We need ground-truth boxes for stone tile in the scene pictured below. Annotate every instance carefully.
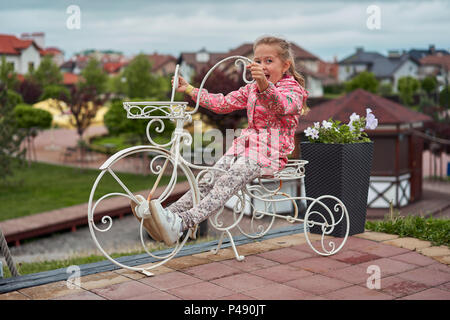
[378,275,429,298]
[244,283,317,300]
[53,290,106,300]
[289,256,350,274]
[79,271,131,290]
[164,255,211,270]
[139,271,202,290]
[218,293,255,300]
[390,252,437,267]
[425,262,450,274]
[236,241,281,256]
[127,291,181,300]
[257,247,314,264]
[418,246,450,258]
[328,249,381,265]
[323,285,394,300]
[400,288,450,300]
[0,291,30,300]
[338,237,379,250]
[437,282,450,292]
[262,234,308,248]
[18,281,83,300]
[113,263,174,280]
[323,265,372,285]
[353,242,410,258]
[183,261,242,281]
[212,273,275,292]
[168,281,234,300]
[433,255,450,265]
[193,248,237,262]
[220,255,279,272]
[252,264,313,283]
[354,231,399,242]
[396,265,450,287]
[290,240,323,253]
[383,237,432,251]
[91,280,156,299]
[284,274,352,295]
[357,257,418,277]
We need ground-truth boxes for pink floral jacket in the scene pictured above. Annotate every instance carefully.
[191,75,308,175]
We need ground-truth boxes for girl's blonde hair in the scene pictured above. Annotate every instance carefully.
[253,35,309,115]
[253,35,305,88]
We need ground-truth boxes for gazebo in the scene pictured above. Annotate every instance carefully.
[295,88,433,208]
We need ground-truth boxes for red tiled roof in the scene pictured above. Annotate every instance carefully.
[63,72,79,85]
[147,53,176,72]
[41,47,63,56]
[420,54,450,71]
[297,88,433,132]
[103,61,126,74]
[0,34,38,55]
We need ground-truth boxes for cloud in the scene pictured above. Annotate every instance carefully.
[0,0,448,61]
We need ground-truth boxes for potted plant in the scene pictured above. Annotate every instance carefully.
[300,108,378,237]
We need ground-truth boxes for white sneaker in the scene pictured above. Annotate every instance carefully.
[150,199,183,245]
[130,195,163,242]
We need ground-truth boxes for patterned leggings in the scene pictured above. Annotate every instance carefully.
[167,155,263,231]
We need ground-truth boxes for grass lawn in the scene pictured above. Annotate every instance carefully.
[0,161,184,221]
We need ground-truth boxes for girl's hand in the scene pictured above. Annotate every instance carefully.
[247,63,269,92]
[171,76,190,93]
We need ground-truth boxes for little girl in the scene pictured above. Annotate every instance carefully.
[142,36,308,245]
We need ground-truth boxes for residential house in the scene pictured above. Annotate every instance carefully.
[338,47,419,93]
[408,45,449,64]
[419,54,450,87]
[147,52,177,76]
[180,42,332,97]
[20,32,64,67]
[0,33,42,75]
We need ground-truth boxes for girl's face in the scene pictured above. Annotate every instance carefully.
[254,44,291,84]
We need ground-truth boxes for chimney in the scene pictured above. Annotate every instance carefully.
[21,32,45,49]
[388,50,401,58]
[356,47,364,54]
[429,45,436,55]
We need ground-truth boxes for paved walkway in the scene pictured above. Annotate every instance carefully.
[1,127,449,300]
[1,231,449,300]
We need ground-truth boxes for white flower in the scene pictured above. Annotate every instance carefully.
[314,122,320,129]
[304,127,319,139]
[322,120,332,129]
[366,108,378,130]
[349,112,360,122]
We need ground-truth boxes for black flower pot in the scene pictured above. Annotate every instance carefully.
[299,142,374,237]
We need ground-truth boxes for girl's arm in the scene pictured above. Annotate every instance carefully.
[189,85,249,114]
[256,82,307,115]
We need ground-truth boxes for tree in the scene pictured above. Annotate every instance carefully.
[14,104,52,165]
[104,99,175,144]
[78,58,108,94]
[345,71,379,93]
[421,76,438,96]
[122,54,170,100]
[439,85,450,111]
[16,78,43,104]
[0,84,26,182]
[0,56,18,90]
[30,55,63,88]
[398,76,420,106]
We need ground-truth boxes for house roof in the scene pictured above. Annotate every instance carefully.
[339,48,417,79]
[420,54,450,71]
[63,72,79,86]
[0,34,41,55]
[296,88,432,132]
[147,53,177,72]
[103,61,126,74]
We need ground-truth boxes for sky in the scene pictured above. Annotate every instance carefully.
[1,0,449,62]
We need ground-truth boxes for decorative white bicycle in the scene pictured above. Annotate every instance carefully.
[87,56,350,276]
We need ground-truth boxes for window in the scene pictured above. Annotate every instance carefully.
[28,62,34,72]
